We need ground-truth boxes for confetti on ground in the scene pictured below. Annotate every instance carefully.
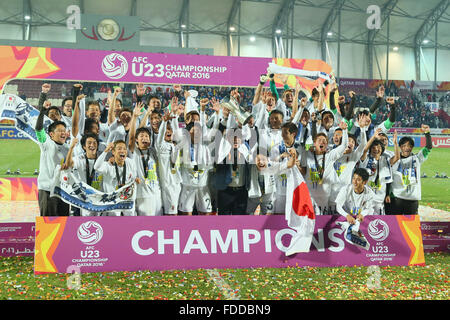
[0,253,448,300]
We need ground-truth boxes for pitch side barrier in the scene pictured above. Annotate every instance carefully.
[30,215,428,274]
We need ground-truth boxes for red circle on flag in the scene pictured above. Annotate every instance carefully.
[292,183,315,219]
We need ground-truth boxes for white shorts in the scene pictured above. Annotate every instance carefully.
[246,193,275,215]
[162,184,181,215]
[179,185,212,213]
[135,194,163,216]
[273,194,286,214]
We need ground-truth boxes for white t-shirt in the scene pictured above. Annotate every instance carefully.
[359,154,392,204]
[392,150,428,201]
[93,152,137,193]
[335,184,375,217]
[155,120,182,188]
[333,129,367,185]
[38,137,69,191]
[275,99,292,121]
[61,115,72,132]
[300,130,348,212]
[72,154,104,192]
[130,148,161,198]
[107,120,130,145]
[259,128,283,159]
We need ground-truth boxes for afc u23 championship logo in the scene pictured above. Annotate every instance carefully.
[367,219,390,242]
[77,221,103,245]
[101,53,128,79]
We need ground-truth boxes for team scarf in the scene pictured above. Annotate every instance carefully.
[267,62,333,83]
[0,93,52,143]
[51,165,136,213]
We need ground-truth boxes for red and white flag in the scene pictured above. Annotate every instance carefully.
[285,166,316,256]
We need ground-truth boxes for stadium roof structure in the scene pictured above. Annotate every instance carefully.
[0,0,449,79]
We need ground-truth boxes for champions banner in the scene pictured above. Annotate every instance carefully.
[34,215,424,274]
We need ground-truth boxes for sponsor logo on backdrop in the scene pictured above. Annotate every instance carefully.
[77,221,103,245]
[101,53,128,79]
[368,219,390,241]
[0,127,29,139]
[366,219,395,262]
[73,221,108,268]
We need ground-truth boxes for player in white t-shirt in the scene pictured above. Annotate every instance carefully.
[94,140,139,216]
[335,168,374,250]
[300,121,349,215]
[107,87,133,145]
[271,121,303,214]
[128,103,163,216]
[359,129,400,215]
[155,114,183,215]
[139,101,163,148]
[336,168,375,222]
[64,133,105,216]
[391,125,433,215]
[291,97,313,150]
[35,114,70,216]
[71,95,106,157]
[176,121,214,215]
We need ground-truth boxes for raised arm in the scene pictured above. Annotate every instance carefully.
[317,83,325,112]
[382,97,397,130]
[269,74,280,101]
[345,91,356,121]
[135,83,146,106]
[94,142,114,171]
[37,83,51,111]
[108,87,121,125]
[290,81,301,122]
[360,126,382,162]
[71,84,82,113]
[128,102,144,153]
[292,97,307,124]
[390,130,400,165]
[63,137,79,169]
[139,103,154,129]
[327,121,349,163]
[369,85,385,114]
[253,74,269,106]
[71,94,86,138]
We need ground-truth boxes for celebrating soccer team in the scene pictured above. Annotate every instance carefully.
[34,74,433,222]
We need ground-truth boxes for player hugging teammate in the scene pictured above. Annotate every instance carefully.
[33,79,432,218]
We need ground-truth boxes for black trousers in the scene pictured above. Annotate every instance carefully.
[38,190,70,217]
[217,186,248,215]
[391,197,419,215]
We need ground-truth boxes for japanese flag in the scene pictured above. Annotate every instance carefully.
[285,166,316,256]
